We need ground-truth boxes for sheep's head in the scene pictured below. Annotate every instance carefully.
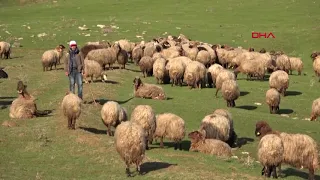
[255,121,273,138]
[162,41,171,49]
[17,81,26,94]
[248,47,255,52]
[310,51,320,61]
[259,48,266,53]
[133,77,143,91]
[188,130,205,143]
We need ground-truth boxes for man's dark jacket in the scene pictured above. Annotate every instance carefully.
[64,48,85,74]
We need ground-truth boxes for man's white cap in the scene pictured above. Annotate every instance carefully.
[69,40,77,47]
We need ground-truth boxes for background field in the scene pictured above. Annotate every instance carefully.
[0,0,320,179]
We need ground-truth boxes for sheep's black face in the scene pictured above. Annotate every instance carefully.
[17,81,25,94]
[133,78,142,91]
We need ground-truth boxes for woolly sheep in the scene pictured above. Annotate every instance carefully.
[118,39,135,55]
[310,97,320,121]
[133,77,166,100]
[311,51,320,61]
[152,52,163,61]
[275,54,291,74]
[0,41,11,59]
[165,58,185,87]
[154,113,185,150]
[188,131,232,157]
[183,61,207,89]
[114,121,146,177]
[41,45,64,71]
[153,58,170,84]
[160,47,181,59]
[83,59,108,83]
[255,121,319,180]
[269,70,289,96]
[101,101,128,136]
[288,57,303,75]
[207,64,224,88]
[143,42,161,57]
[266,88,281,114]
[132,45,144,65]
[258,134,284,178]
[117,49,129,69]
[312,56,320,82]
[130,105,156,150]
[198,44,217,64]
[221,79,240,107]
[181,42,199,60]
[234,58,275,81]
[61,92,82,130]
[199,113,230,143]
[139,56,155,78]
[215,69,236,97]
[80,44,107,60]
[196,50,211,68]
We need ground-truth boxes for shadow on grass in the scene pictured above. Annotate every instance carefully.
[278,109,294,114]
[79,127,106,135]
[281,168,320,180]
[285,91,302,96]
[236,105,257,110]
[0,100,13,108]
[240,91,250,96]
[36,109,54,117]
[140,162,177,175]
[0,97,16,99]
[237,137,254,148]
[86,97,134,105]
[152,140,190,151]
[105,80,120,84]
[126,68,141,73]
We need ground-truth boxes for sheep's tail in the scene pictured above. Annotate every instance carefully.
[35,110,52,117]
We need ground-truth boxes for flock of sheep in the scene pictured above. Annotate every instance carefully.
[1,33,320,179]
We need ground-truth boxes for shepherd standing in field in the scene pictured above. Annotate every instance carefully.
[64,40,85,100]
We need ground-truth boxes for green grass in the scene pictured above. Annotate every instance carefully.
[0,0,320,179]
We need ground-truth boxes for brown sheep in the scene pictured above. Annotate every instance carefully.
[183,61,207,89]
[41,45,64,71]
[265,88,281,114]
[130,105,156,150]
[80,43,109,60]
[153,58,170,84]
[61,92,82,130]
[165,58,185,87]
[0,41,11,59]
[117,49,128,69]
[269,70,289,96]
[310,51,320,61]
[310,98,320,121]
[188,130,232,157]
[83,59,108,83]
[221,79,240,107]
[139,56,154,77]
[154,113,185,150]
[312,56,320,82]
[132,45,144,65]
[114,121,146,177]
[288,57,303,75]
[133,77,166,100]
[275,54,291,74]
[215,69,236,97]
[255,121,319,180]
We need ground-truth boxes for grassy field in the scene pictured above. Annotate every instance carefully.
[0,0,320,179]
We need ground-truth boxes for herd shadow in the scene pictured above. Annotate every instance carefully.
[236,137,254,148]
[278,109,294,114]
[86,97,134,105]
[126,68,141,73]
[79,126,107,135]
[36,109,54,117]
[281,168,320,180]
[285,91,302,96]
[240,91,250,96]
[236,105,257,110]
[0,97,15,109]
[140,162,177,175]
[152,140,191,151]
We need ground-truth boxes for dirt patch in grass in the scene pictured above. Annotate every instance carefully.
[75,134,101,147]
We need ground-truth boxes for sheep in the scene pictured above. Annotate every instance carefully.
[207,64,224,88]
[143,42,161,57]
[61,92,82,130]
[234,58,275,81]
[56,44,66,64]
[258,134,284,178]
[212,109,237,148]
[288,57,303,75]
[101,101,128,136]
[160,47,181,59]
[130,105,156,150]
[80,43,109,59]
[269,70,289,96]
[215,69,236,97]
[266,88,281,114]
[83,59,108,83]
[0,41,11,59]
[311,51,320,61]
[139,56,154,78]
[153,113,185,150]
[188,130,232,157]
[86,42,121,70]
[152,52,163,62]
[41,45,64,71]
[117,49,128,69]
[310,98,320,121]
[133,77,166,100]
[0,68,8,78]
[165,58,185,87]
[199,113,231,143]
[196,50,211,68]
[197,44,217,64]
[221,79,240,107]
[275,54,291,74]
[114,121,146,177]
[183,61,207,89]
[312,56,320,82]
[118,39,135,57]
[181,42,199,60]
[132,44,144,65]
[153,58,170,84]
[255,121,319,180]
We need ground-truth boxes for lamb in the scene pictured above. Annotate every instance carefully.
[215,69,236,97]
[152,58,170,84]
[130,105,156,150]
[255,121,319,180]
[0,68,8,78]
[114,121,146,177]
[257,134,284,178]
[117,49,128,69]
[61,92,82,130]
[86,42,121,70]
[0,41,11,59]
[188,130,232,157]
[165,58,185,87]
[207,64,224,88]
[288,57,303,75]
[310,98,320,121]
[153,113,185,150]
[221,79,240,107]
[269,70,289,96]
[101,101,128,136]
[183,61,207,89]
[265,88,281,114]
[41,45,64,71]
[312,56,320,82]
[133,77,166,100]
[139,56,155,77]
[83,59,108,83]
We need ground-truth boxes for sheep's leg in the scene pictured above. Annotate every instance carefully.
[145,139,150,150]
[179,78,183,87]
[261,166,265,176]
[272,165,278,178]
[125,165,131,177]
[230,100,236,107]
[107,125,113,136]
[310,113,317,121]
[71,117,76,130]
[123,64,126,69]
[174,142,178,150]
[160,137,164,148]
[43,66,45,72]
[226,100,230,107]
[67,117,72,129]
[289,70,292,75]
[215,89,219,98]
[269,105,273,114]
[277,164,282,178]
[298,71,301,75]
[308,168,314,180]
[171,78,174,87]
[266,166,272,177]
[179,141,182,150]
